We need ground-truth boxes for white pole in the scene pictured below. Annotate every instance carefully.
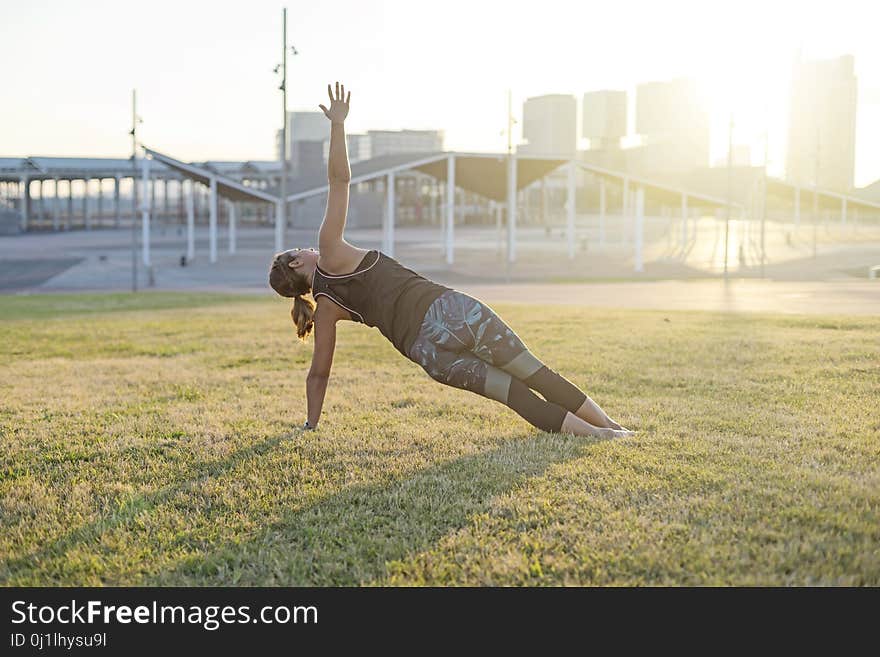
[384,171,395,257]
[634,186,645,272]
[186,180,195,262]
[621,176,629,246]
[228,200,237,255]
[114,175,121,227]
[140,157,151,266]
[841,197,847,228]
[794,186,800,228]
[599,177,606,250]
[494,201,503,255]
[274,200,284,253]
[507,154,517,263]
[209,176,218,263]
[19,176,28,231]
[681,193,688,250]
[566,160,575,259]
[83,179,91,230]
[445,155,455,265]
[53,177,60,230]
[96,178,103,225]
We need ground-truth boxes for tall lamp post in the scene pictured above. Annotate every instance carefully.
[275,8,299,253]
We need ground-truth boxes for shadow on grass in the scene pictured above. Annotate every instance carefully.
[148,431,604,586]
[0,434,288,584]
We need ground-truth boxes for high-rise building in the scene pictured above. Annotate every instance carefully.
[519,94,577,157]
[786,54,857,191]
[366,130,443,158]
[582,90,627,150]
[632,78,710,174]
[275,111,331,162]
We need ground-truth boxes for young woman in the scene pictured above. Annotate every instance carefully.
[269,83,632,439]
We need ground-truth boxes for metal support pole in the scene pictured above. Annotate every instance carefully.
[19,176,29,231]
[83,179,91,230]
[794,186,800,228]
[141,157,151,266]
[53,177,60,230]
[621,176,629,246]
[163,178,169,222]
[681,193,688,250]
[228,199,237,254]
[634,186,645,273]
[384,171,396,257]
[150,175,156,227]
[209,176,218,263]
[445,155,455,265]
[36,179,43,225]
[599,177,606,250]
[507,154,517,263]
[114,175,121,227]
[841,197,847,228]
[186,180,195,262]
[97,178,103,226]
[760,176,767,278]
[566,160,575,259]
[66,180,73,230]
[274,200,283,252]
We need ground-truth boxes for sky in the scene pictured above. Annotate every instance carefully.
[2,0,879,186]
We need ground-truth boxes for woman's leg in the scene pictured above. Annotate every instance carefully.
[409,341,620,438]
[424,291,627,430]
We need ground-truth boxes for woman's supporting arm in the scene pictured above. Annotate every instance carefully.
[305,302,338,428]
[318,82,352,253]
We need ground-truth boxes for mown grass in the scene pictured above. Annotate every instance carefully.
[0,291,877,586]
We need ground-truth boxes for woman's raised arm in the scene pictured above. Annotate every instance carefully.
[317,82,352,254]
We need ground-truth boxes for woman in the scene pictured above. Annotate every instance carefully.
[269,83,632,439]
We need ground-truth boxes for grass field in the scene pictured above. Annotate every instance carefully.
[1,291,878,586]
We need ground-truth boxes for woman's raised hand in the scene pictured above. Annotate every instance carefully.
[319,81,351,124]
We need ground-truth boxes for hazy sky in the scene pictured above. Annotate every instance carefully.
[3,0,879,185]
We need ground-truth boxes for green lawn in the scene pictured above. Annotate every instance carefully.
[1,292,877,586]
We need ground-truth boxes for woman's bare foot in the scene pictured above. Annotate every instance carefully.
[560,413,635,439]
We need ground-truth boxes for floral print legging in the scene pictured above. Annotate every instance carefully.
[407,289,545,398]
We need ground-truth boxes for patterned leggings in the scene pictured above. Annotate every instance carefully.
[407,290,587,432]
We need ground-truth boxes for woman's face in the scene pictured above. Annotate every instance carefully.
[272,248,317,272]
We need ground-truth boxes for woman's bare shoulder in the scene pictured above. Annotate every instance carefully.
[317,242,371,275]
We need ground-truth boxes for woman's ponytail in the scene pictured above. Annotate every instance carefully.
[291,293,316,340]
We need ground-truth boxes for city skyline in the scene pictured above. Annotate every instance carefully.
[3,0,879,187]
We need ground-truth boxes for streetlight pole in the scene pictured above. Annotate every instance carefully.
[130,89,139,293]
[278,7,288,253]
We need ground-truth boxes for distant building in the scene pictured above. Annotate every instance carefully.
[785,54,857,192]
[275,111,331,166]
[582,90,627,151]
[519,94,577,157]
[347,134,371,163]
[631,78,710,174]
[366,130,443,157]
